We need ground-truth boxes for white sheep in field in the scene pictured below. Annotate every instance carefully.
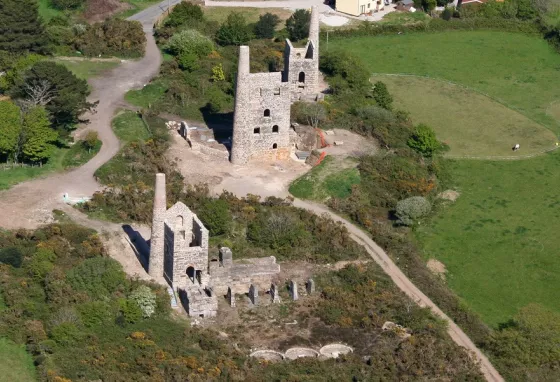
[512,144,520,151]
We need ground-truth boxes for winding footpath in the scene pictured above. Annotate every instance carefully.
[293,199,504,382]
[0,2,503,381]
[0,3,166,229]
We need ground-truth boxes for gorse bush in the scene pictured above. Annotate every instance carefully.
[76,19,145,58]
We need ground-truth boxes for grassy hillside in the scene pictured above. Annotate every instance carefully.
[328,31,560,134]
[372,74,557,157]
[416,151,560,326]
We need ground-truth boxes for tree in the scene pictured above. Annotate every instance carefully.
[215,12,253,46]
[320,50,371,94]
[395,196,432,226]
[21,106,58,163]
[291,101,327,127]
[254,13,280,39]
[286,9,311,41]
[14,61,95,129]
[165,2,204,27]
[83,131,98,153]
[0,100,22,159]
[0,0,48,53]
[407,124,441,157]
[372,81,393,110]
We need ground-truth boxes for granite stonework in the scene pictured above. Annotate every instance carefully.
[149,173,281,318]
[231,6,320,165]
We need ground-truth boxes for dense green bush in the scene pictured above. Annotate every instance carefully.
[291,101,327,127]
[166,29,214,57]
[372,81,393,110]
[407,123,443,157]
[76,19,145,58]
[129,285,157,318]
[66,257,127,299]
[165,2,204,27]
[395,196,432,226]
[0,246,23,268]
[50,0,85,10]
[248,210,311,252]
[215,12,253,46]
[198,198,232,236]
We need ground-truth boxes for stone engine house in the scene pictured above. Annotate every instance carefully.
[149,173,280,317]
[231,6,320,165]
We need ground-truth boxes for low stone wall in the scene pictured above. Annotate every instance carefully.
[249,350,285,362]
[284,347,320,360]
[250,345,351,362]
[319,344,353,358]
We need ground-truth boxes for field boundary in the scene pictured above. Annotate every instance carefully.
[371,72,560,160]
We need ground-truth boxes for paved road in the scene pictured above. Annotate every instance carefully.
[293,198,504,382]
[0,7,164,229]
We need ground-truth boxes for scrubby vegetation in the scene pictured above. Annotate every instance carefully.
[0,223,485,381]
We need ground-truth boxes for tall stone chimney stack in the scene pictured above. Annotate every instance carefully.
[149,173,167,278]
[309,6,319,51]
[231,46,251,165]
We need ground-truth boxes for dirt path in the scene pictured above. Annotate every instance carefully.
[292,198,504,382]
[0,13,162,229]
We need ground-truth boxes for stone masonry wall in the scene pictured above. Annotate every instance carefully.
[231,47,292,165]
[231,6,320,164]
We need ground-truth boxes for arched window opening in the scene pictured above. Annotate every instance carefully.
[272,143,278,149]
[298,72,305,83]
[176,215,183,227]
[272,125,279,133]
[264,109,270,117]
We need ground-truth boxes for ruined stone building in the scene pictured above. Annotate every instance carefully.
[231,6,320,165]
[149,173,280,317]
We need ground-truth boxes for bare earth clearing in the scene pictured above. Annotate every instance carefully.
[0,2,503,380]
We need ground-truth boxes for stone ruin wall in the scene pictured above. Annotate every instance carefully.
[231,55,292,165]
[231,6,320,165]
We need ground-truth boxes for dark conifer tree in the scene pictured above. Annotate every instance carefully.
[0,0,48,53]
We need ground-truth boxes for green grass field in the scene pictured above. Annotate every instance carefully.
[62,139,102,169]
[125,81,168,109]
[203,7,293,26]
[289,156,360,201]
[328,31,560,133]
[0,338,36,382]
[38,0,63,21]
[372,75,557,157]
[416,151,560,326]
[54,59,120,80]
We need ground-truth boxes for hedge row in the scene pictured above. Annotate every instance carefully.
[322,17,540,39]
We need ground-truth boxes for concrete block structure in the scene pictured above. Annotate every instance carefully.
[149,173,281,318]
[231,6,321,165]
